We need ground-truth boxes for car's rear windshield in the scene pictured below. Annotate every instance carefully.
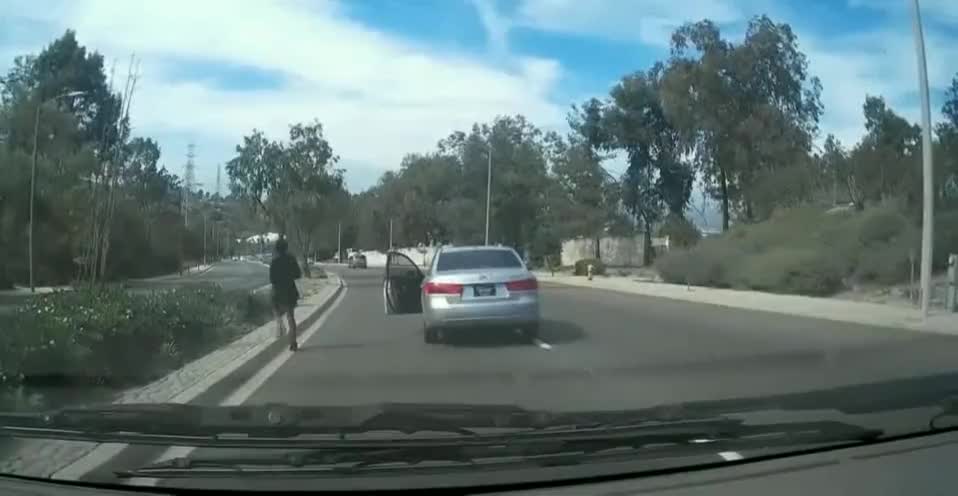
[436,249,523,271]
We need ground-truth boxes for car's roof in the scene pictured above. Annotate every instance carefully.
[438,245,516,253]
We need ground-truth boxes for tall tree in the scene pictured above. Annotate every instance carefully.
[226,129,287,232]
[606,66,687,265]
[846,96,921,209]
[936,75,958,203]
[227,121,340,275]
[564,99,622,258]
[662,16,822,229]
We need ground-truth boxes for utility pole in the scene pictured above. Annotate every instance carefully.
[337,222,342,262]
[389,219,394,251]
[911,0,935,318]
[485,143,492,246]
[28,101,41,293]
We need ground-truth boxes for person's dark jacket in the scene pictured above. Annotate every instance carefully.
[269,253,302,307]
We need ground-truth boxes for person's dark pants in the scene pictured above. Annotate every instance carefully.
[274,302,298,350]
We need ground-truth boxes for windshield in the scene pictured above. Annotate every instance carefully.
[2,0,958,492]
[436,250,523,271]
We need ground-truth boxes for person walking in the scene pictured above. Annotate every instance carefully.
[270,237,302,351]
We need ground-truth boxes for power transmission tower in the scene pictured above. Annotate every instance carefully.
[184,143,195,227]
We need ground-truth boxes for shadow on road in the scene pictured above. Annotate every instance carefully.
[442,319,585,348]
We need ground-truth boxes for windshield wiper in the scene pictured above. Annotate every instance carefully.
[117,418,880,479]
[0,402,544,447]
[0,401,884,450]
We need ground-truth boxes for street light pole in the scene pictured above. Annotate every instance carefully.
[29,90,85,293]
[911,0,935,318]
[203,214,208,266]
[485,143,492,246]
[28,103,41,293]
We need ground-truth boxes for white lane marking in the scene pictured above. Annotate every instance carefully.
[533,338,553,350]
[127,280,349,487]
[718,451,744,461]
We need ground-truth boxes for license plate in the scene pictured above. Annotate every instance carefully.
[473,284,496,297]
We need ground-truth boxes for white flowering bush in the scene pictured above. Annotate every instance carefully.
[0,284,244,388]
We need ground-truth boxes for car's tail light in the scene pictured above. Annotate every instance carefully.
[423,282,463,295]
[505,278,538,291]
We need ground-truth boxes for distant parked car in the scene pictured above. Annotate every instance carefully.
[348,253,367,269]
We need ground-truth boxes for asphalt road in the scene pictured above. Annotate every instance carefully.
[84,266,958,486]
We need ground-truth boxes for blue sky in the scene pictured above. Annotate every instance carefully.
[2,0,958,201]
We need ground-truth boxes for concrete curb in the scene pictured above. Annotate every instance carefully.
[1,276,345,480]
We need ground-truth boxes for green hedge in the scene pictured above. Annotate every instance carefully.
[657,214,702,249]
[656,240,743,287]
[731,248,844,296]
[654,205,927,296]
[0,284,258,388]
[573,258,606,276]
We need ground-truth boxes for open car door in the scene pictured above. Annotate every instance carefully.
[383,251,424,314]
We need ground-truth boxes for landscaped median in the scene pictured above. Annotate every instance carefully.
[0,273,343,478]
[533,271,958,336]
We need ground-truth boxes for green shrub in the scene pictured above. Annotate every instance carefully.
[853,226,920,284]
[657,215,702,249]
[654,205,924,296]
[733,248,844,295]
[934,209,958,269]
[0,284,247,388]
[857,207,908,246]
[573,258,606,276]
[656,239,743,287]
[730,207,827,254]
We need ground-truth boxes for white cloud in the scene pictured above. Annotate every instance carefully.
[850,0,958,25]
[0,0,566,191]
[471,0,512,57]
[505,0,958,149]
[804,21,958,148]
[515,0,749,46]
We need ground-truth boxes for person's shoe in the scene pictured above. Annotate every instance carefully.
[289,342,299,352]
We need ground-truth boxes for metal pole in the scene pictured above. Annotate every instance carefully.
[337,222,342,262]
[389,219,393,251]
[912,0,935,318]
[203,214,208,266]
[485,144,492,246]
[28,103,41,293]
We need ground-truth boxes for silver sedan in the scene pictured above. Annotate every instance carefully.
[383,246,540,344]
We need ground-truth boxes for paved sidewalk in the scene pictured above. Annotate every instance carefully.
[533,272,958,336]
[0,275,343,479]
